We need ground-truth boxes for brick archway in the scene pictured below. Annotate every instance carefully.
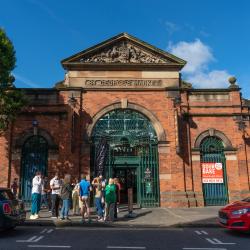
[87,102,166,142]
[15,128,58,149]
[194,128,233,149]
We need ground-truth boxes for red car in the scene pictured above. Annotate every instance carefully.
[218,197,250,231]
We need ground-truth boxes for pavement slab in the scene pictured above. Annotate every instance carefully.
[22,206,222,228]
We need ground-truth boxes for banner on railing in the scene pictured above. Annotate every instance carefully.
[202,162,223,183]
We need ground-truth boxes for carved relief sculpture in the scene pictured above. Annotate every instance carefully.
[79,41,170,64]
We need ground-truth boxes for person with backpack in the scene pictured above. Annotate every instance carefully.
[92,176,104,221]
[60,174,73,221]
[72,178,80,215]
[79,174,92,223]
[50,172,62,219]
[104,178,116,222]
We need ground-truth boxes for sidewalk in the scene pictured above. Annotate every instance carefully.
[23,205,221,228]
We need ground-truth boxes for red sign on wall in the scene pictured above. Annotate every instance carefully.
[202,162,224,183]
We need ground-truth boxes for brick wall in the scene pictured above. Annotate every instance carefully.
[1,86,250,207]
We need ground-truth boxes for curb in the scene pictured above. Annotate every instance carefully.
[22,220,219,229]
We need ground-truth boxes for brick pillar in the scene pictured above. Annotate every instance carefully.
[225,152,241,202]
[0,134,9,187]
[158,142,172,207]
[191,151,204,206]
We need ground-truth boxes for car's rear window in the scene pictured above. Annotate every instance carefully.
[0,190,14,201]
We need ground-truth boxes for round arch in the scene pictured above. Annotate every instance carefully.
[87,102,166,142]
[194,128,233,149]
[15,128,58,149]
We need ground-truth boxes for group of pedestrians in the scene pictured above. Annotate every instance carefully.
[29,171,121,223]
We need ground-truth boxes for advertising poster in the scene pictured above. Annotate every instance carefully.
[202,162,224,183]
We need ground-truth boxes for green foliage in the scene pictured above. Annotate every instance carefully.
[0,88,28,131]
[0,28,27,132]
[0,28,16,87]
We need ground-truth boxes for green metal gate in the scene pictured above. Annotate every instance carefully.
[200,137,228,206]
[91,109,159,207]
[20,135,48,202]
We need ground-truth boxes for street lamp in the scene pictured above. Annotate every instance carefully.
[68,93,77,107]
[32,119,38,135]
[234,115,247,136]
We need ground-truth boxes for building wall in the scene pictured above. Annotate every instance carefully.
[1,84,250,208]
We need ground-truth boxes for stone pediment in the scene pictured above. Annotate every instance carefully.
[61,33,186,70]
[78,40,170,64]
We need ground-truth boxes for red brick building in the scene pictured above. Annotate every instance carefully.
[1,33,250,207]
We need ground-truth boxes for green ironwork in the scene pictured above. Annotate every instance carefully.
[20,135,48,202]
[91,109,159,207]
[200,136,228,206]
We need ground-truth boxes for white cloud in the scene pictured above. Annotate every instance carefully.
[168,39,214,74]
[165,21,179,35]
[186,70,230,88]
[168,39,230,88]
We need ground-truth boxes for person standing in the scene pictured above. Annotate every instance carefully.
[72,178,80,215]
[60,174,73,221]
[30,171,42,220]
[92,177,104,221]
[79,174,92,223]
[114,177,121,219]
[41,176,50,210]
[104,178,116,222]
[11,178,18,198]
[50,172,61,218]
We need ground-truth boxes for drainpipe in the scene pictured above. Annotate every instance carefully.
[78,89,83,179]
[7,121,13,188]
[186,93,196,206]
[240,94,250,191]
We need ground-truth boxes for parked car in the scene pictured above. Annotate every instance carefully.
[218,197,250,231]
[0,188,26,230]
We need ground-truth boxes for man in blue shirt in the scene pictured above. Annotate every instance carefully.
[79,174,92,222]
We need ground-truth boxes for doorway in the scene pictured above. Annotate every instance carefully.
[200,136,229,206]
[91,109,160,207]
[113,168,137,204]
[20,135,48,201]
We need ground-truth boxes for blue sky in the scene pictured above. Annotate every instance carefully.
[1,0,250,97]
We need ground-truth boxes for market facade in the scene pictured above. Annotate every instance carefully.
[1,33,250,207]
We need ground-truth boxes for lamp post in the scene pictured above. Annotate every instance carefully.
[32,119,38,135]
[68,93,77,108]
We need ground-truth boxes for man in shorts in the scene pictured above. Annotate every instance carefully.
[79,174,92,222]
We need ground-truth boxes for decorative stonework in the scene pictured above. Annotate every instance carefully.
[79,41,170,64]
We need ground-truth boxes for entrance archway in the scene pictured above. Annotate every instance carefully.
[20,135,48,201]
[200,136,229,206]
[91,109,159,207]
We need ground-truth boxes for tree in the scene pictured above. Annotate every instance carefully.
[0,28,27,132]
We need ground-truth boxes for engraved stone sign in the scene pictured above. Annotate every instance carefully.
[85,79,162,87]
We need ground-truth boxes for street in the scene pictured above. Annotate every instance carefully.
[0,226,249,250]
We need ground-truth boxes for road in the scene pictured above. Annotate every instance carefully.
[0,226,249,250]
